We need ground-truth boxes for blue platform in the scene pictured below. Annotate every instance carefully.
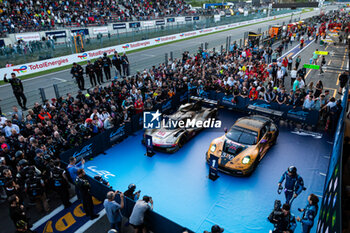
[85,110,332,233]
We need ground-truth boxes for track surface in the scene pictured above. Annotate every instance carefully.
[0,8,332,113]
[85,109,332,233]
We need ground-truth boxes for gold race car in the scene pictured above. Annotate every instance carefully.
[206,115,278,176]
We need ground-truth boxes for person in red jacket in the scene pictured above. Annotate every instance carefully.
[282,57,288,68]
[249,87,258,100]
[134,97,144,115]
[38,108,52,121]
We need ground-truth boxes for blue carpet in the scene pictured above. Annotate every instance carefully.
[85,110,332,233]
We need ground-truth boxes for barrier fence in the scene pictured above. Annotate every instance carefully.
[316,84,348,233]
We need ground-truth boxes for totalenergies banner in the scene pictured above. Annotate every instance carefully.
[0,12,296,80]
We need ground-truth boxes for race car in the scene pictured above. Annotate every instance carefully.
[143,98,218,153]
[206,115,278,176]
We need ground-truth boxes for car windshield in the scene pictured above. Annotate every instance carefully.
[226,126,258,145]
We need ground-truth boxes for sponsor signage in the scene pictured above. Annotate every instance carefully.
[304,64,320,69]
[45,31,67,38]
[167,18,175,22]
[93,27,109,34]
[71,29,89,35]
[176,17,185,23]
[193,16,199,21]
[315,51,329,55]
[142,21,155,27]
[185,16,192,21]
[15,33,41,41]
[113,23,126,29]
[0,12,298,79]
[129,22,141,28]
[156,20,165,26]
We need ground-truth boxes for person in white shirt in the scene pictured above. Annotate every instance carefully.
[3,120,20,137]
[129,195,154,233]
[290,68,297,86]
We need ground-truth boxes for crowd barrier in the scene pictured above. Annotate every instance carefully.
[316,84,348,233]
[205,90,320,125]
[58,89,322,232]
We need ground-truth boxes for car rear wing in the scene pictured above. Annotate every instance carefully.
[247,104,283,120]
[190,96,218,106]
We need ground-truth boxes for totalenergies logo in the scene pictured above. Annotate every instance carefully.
[155,38,160,42]
[13,66,27,73]
[78,53,88,59]
[122,44,130,49]
[180,33,184,37]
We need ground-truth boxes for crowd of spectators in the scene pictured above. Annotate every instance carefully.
[0,10,348,233]
[0,0,200,36]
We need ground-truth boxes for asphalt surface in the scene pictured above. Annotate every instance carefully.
[0,7,336,114]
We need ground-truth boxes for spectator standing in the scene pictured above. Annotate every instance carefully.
[295,56,301,70]
[338,71,349,95]
[121,53,130,77]
[70,63,85,90]
[102,52,112,81]
[86,60,97,87]
[112,51,122,78]
[129,195,154,233]
[3,73,27,110]
[67,157,85,199]
[104,191,125,231]
[94,58,104,84]
[124,183,141,201]
[75,169,99,220]
[50,161,72,208]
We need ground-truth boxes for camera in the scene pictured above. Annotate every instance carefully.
[268,200,289,233]
[268,200,284,224]
[94,175,112,189]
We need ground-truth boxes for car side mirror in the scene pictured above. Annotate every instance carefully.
[224,127,227,133]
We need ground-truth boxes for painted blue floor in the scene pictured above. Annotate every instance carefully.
[85,110,332,233]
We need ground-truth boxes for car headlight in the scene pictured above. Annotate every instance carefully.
[210,144,216,152]
[242,156,251,164]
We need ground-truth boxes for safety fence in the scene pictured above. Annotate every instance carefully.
[316,84,348,233]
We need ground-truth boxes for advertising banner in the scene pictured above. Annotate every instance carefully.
[15,33,41,41]
[129,22,141,28]
[93,27,109,34]
[156,20,165,26]
[0,12,297,79]
[142,21,156,27]
[45,31,67,38]
[185,16,192,21]
[176,17,186,23]
[71,29,89,35]
[113,23,127,29]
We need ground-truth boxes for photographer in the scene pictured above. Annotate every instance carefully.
[278,166,305,205]
[124,183,141,201]
[129,195,153,233]
[104,190,124,232]
[296,194,319,233]
[268,202,296,233]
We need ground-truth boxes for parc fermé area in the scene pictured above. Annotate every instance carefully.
[0,5,349,233]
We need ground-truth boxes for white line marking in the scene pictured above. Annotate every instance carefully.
[31,196,78,230]
[292,39,316,59]
[75,209,106,233]
[53,78,68,82]
[319,172,327,176]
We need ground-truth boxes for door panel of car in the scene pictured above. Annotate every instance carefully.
[258,125,270,159]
